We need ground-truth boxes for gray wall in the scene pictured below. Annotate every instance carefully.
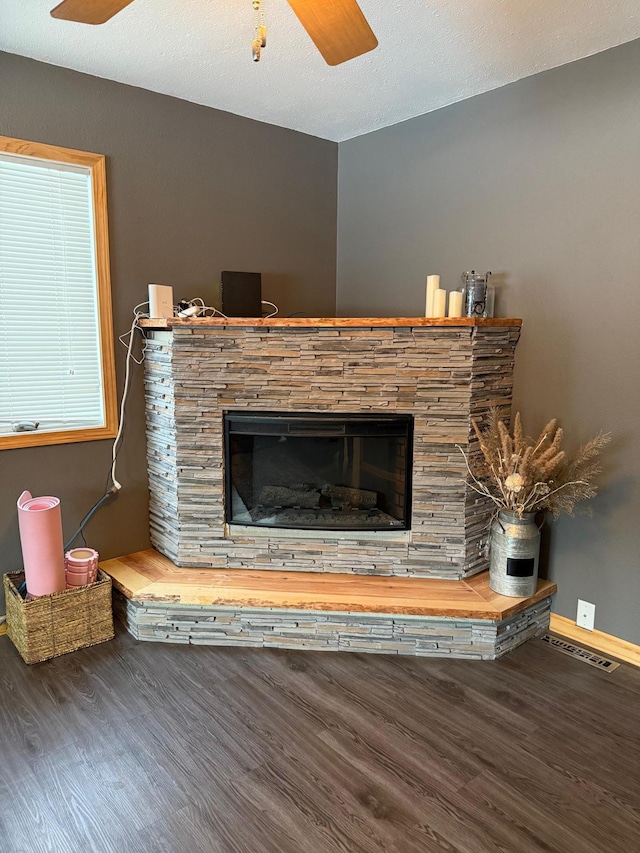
[337,40,640,644]
[0,52,337,598]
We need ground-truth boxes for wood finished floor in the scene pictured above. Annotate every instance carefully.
[1,628,639,853]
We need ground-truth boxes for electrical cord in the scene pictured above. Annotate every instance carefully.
[177,296,280,320]
[262,300,278,318]
[64,305,147,551]
[176,297,228,319]
[63,490,117,552]
[118,301,149,364]
[111,310,146,490]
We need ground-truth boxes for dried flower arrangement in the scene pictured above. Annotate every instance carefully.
[459,410,610,518]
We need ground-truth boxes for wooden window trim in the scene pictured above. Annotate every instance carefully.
[0,136,117,450]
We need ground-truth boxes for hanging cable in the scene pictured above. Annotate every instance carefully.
[111,310,145,490]
[261,300,279,318]
[64,305,147,550]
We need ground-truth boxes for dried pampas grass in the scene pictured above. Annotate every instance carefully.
[459,409,610,517]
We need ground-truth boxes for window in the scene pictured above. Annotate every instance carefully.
[0,136,117,449]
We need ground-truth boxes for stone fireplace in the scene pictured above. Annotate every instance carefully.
[143,318,521,579]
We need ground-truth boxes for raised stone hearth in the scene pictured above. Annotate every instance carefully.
[116,596,553,658]
[103,549,556,660]
[142,318,521,579]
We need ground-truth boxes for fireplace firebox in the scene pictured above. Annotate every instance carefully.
[224,412,413,531]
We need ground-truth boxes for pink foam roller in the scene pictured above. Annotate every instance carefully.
[17,491,66,597]
[65,548,99,587]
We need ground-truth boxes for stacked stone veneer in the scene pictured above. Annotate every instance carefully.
[114,592,551,660]
[144,323,520,578]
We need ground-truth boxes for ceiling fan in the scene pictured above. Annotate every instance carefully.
[49,0,378,66]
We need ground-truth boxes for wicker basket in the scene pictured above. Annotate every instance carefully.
[4,569,114,664]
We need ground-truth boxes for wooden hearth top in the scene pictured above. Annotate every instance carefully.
[139,317,522,330]
[101,549,555,621]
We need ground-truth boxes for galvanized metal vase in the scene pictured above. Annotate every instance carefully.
[489,510,540,597]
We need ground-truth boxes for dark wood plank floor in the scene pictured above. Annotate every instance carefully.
[1,628,639,853]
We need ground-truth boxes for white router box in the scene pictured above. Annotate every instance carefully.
[148,284,174,319]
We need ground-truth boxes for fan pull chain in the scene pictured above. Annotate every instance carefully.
[252,0,267,62]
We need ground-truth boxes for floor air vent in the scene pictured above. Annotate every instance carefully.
[541,634,620,672]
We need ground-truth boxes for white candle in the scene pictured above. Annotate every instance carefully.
[425,275,440,317]
[433,288,447,318]
[448,290,463,318]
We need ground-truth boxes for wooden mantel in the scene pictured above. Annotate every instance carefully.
[139,316,522,330]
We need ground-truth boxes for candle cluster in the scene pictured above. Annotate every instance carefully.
[425,275,463,318]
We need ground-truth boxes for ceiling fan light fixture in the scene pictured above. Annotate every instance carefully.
[252,0,267,62]
[49,0,377,66]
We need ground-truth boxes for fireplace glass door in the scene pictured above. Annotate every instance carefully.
[224,412,413,531]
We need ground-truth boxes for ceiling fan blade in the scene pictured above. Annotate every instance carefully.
[50,0,135,25]
[286,0,378,66]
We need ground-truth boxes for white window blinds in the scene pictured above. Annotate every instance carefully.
[0,153,105,437]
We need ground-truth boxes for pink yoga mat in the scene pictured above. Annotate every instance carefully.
[17,490,66,597]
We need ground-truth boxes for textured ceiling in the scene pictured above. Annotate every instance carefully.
[1,1,639,141]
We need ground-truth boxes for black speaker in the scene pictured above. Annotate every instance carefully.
[220,271,262,317]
